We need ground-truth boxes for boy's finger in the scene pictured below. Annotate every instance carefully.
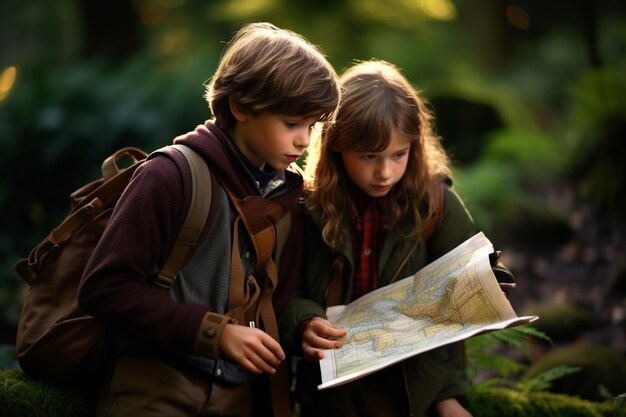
[239,357,264,374]
[247,351,278,375]
[260,333,285,361]
[257,342,284,367]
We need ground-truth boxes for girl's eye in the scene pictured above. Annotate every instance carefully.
[359,154,375,161]
[393,151,408,159]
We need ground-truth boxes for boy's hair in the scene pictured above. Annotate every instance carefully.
[305,60,451,248]
[206,22,340,130]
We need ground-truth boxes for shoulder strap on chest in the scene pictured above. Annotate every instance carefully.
[220,178,293,417]
[155,144,213,289]
[421,179,445,243]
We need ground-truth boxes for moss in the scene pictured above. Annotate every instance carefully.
[466,386,626,417]
[2,368,625,417]
[0,369,94,417]
[524,342,626,402]
[528,301,595,343]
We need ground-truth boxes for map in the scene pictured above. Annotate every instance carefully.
[318,232,538,390]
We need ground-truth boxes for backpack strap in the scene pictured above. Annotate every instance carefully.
[273,212,292,268]
[220,184,292,417]
[421,180,445,243]
[155,144,213,290]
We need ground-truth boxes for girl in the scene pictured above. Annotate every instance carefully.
[280,60,476,417]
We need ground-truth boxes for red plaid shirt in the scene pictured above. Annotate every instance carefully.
[350,192,383,300]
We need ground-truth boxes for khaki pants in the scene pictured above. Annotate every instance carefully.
[97,357,253,417]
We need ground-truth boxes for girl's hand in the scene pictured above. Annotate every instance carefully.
[220,324,285,374]
[435,398,473,417]
[301,317,347,361]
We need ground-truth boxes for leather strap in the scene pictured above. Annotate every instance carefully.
[421,180,445,243]
[17,156,146,283]
[256,257,292,417]
[156,145,212,289]
[227,217,246,325]
[220,184,291,417]
[101,147,148,181]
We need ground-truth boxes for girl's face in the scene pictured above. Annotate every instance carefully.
[341,129,412,198]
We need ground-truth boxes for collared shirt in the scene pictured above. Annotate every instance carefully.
[224,134,283,194]
[231,142,277,189]
[350,191,383,300]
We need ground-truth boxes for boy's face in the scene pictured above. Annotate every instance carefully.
[231,111,318,170]
[341,129,412,198]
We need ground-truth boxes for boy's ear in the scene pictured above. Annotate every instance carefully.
[228,94,248,122]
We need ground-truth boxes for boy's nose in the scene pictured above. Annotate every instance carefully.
[295,128,311,149]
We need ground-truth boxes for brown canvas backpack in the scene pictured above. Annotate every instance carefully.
[14,145,213,386]
[14,143,293,404]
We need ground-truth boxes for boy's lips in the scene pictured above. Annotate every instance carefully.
[285,154,301,162]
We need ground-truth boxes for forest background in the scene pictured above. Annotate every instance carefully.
[0,0,625,403]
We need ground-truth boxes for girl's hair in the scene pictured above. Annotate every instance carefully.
[305,60,451,248]
[205,22,340,130]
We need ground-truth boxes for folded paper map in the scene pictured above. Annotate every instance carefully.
[318,232,538,390]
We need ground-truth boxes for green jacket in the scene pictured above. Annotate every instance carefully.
[279,183,476,416]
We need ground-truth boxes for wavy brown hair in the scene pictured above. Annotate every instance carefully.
[305,60,451,249]
[205,22,340,130]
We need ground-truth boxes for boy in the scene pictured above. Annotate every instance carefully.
[78,22,340,417]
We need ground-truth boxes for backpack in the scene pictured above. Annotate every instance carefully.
[13,144,293,396]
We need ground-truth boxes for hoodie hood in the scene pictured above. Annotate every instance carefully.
[173,120,303,211]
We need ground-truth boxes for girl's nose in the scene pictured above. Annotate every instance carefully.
[376,160,392,179]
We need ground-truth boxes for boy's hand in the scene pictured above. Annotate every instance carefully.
[220,324,285,375]
[435,398,473,417]
[301,317,347,361]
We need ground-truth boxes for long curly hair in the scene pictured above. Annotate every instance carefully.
[304,60,451,249]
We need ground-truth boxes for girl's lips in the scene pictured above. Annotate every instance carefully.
[285,154,301,163]
[372,184,391,193]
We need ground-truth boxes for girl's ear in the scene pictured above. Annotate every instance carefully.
[229,94,247,122]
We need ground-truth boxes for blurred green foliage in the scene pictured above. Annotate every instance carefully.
[567,67,626,212]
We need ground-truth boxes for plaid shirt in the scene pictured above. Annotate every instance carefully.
[350,192,384,300]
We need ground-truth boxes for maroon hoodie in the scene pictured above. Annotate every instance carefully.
[79,120,303,358]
